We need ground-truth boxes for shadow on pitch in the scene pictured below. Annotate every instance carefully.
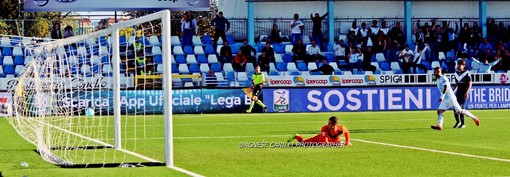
[273,128,430,135]
[349,128,430,134]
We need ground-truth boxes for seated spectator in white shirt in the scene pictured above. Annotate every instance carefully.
[334,39,347,62]
[307,40,322,63]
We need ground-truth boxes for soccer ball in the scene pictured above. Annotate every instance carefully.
[1,103,12,115]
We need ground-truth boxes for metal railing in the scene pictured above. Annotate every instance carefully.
[170,17,510,41]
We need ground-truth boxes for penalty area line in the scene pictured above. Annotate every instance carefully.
[352,138,510,163]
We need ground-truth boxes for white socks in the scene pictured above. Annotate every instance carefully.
[437,113,444,127]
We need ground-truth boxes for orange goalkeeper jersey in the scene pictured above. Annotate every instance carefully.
[320,125,350,143]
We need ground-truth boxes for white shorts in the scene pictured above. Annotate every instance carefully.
[438,97,462,112]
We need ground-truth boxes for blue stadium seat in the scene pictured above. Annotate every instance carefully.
[171,63,179,73]
[353,70,365,75]
[225,71,236,82]
[296,62,308,71]
[446,51,456,59]
[183,46,194,55]
[282,53,293,62]
[119,36,128,46]
[0,57,3,65]
[395,69,404,74]
[256,44,265,52]
[379,62,391,71]
[11,36,21,46]
[289,71,300,75]
[2,47,12,56]
[269,71,279,76]
[154,54,163,64]
[13,56,24,65]
[175,55,187,64]
[421,61,432,70]
[230,44,240,54]
[101,56,110,64]
[210,63,221,72]
[92,65,102,74]
[138,36,150,46]
[3,65,14,75]
[276,62,287,71]
[204,44,215,54]
[202,36,212,44]
[273,44,286,54]
[325,53,335,62]
[227,35,235,44]
[196,54,208,63]
[188,64,200,73]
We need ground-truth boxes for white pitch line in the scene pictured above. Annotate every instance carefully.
[170,166,205,177]
[351,138,510,163]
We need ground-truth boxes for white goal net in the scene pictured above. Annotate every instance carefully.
[6,10,173,168]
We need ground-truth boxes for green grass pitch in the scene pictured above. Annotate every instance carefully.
[1,110,510,177]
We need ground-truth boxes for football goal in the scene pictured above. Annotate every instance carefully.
[5,10,199,176]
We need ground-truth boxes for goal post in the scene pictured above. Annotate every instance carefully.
[7,10,176,168]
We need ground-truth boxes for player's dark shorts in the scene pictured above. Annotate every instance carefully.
[456,94,467,108]
[253,85,262,96]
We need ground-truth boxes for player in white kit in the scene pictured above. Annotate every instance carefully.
[431,67,479,130]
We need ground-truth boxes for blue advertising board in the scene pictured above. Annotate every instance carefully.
[62,88,255,114]
[25,0,210,12]
[263,85,510,113]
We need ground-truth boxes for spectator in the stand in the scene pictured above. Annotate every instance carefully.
[258,51,271,73]
[219,41,232,64]
[270,23,282,44]
[459,23,470,50]
[469,22,482,49]
[472,56,501,73]
[63,25,74,38]
[424,25,435,60]
[310,12,328,51]
[493,50,505,70]
[479,48,493,63]
[292,39,307,62]
[290,13,304,45]
[399,45,415,74]
[348,44,362,72]
[478,38,493,55]
[390,22,405,49]
[415,27,425,49]
[497,40,507,51]
[240,40,257,65]
[347,30,358,47]
[380,21,390,36]
[206,70,217,87]
[181,11,198,47]
[261,43,275,62]
[487,18,498,45]
[310,59,334,75]
[503,49,510,71]
[358,22,369,48]
[385,37,400,61]
[497,22,507,43]
[307,40,322,63]
[211,11,230,50]
[233,49,248,72]
[349,20,359,38]
[410,45,429,73]
[369,20,380,49]
[377,32,387,53]
[362,47,377,73]
[447,22,459,52]
[51,23,62,39]
[334,39,347,64]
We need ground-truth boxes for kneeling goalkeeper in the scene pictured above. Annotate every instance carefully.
[288,116,351,146]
